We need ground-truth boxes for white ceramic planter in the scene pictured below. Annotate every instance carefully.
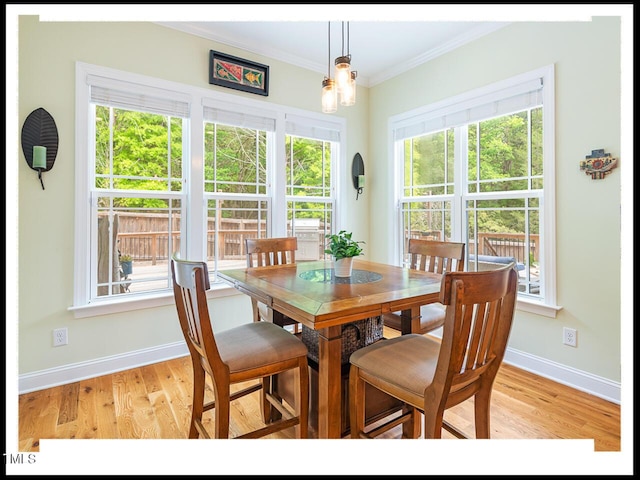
[333,257,354,277]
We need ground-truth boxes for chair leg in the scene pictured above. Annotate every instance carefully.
[349,365,366,438]
[473,387,492,439]
[268,375,284,422]
[295,358,310,439]
[260,376,272,424]
[423,405,445,439]
[189,363,206,439]
[400,406,421,438]
[213,389,231,439]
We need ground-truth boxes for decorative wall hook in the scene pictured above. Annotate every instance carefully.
[580,149,618,180]
[21,107,59,190]
[352,152,364,200]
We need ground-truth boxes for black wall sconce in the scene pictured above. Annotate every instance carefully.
[21,107,59,190]
[352,152,364,200]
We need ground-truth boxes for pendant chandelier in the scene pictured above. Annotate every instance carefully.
[321,21,356,113]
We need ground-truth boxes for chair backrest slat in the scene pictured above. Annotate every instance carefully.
[245,237,298,268]
[407,239,465,274]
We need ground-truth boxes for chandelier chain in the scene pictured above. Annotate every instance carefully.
[346,21,350,57]
[327,21,331,78]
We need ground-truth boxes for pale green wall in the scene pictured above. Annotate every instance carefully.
[16,16,621,385]
[368,17,622,381]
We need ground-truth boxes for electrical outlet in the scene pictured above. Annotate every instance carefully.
[53,328,68,347]
[563,327,577,347]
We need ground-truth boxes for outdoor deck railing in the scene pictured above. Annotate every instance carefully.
[408,231,538,265]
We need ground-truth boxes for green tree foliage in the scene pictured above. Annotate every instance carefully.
[406,108,541,236]
[285,136,331,219]
[95,107,183,209]
[205,124,267,195]
[286,136,331,195]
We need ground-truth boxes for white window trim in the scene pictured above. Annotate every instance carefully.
[71,62,346,318]
[389,65,561,318]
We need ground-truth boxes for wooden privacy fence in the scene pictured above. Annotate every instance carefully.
[112,213,268,264]
[117,229,268,264]
[117,231,181,265]
[114,215,327,264]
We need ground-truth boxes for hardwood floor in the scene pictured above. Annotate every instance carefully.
[18,331,620,452]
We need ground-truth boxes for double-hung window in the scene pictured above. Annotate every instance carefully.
[76,72,189,306]
[203,103,275,273]
[393,65,558,316]
[285,114,338,258]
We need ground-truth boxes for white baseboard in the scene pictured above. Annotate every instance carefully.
[18,342,620,405]
[503,347,620,404]
[18,342,189,394]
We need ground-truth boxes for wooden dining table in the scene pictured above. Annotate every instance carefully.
[217,258,443,439]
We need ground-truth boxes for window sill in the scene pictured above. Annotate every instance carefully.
[516,296,562,318]
[69,281,241,319]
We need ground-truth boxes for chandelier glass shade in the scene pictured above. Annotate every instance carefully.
[322,77,337,113]
[334,55,352,93]
[340,71,357,106]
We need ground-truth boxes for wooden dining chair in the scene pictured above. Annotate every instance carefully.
[382,239,465,335]
[170,254,309,439]
[349,263,518,439]
[245,237,301,333]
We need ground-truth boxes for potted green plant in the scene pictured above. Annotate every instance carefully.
[324,230,364,277]
[119,254,133,277]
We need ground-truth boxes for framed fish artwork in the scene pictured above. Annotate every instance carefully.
[209,51,269,96]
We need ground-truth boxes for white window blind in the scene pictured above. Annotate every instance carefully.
[394,78,543,141]
[203,106,276,132]
[87,74,190,117]
[285,113,341,142]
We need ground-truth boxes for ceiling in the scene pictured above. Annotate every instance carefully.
[156,20,509,87]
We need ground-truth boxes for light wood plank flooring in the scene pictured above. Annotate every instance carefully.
[18,330,620,451]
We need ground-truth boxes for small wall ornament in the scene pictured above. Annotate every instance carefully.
[580,149,618,180]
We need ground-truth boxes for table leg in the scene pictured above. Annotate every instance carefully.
[400,306,421,335]
[316,325,343,439]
